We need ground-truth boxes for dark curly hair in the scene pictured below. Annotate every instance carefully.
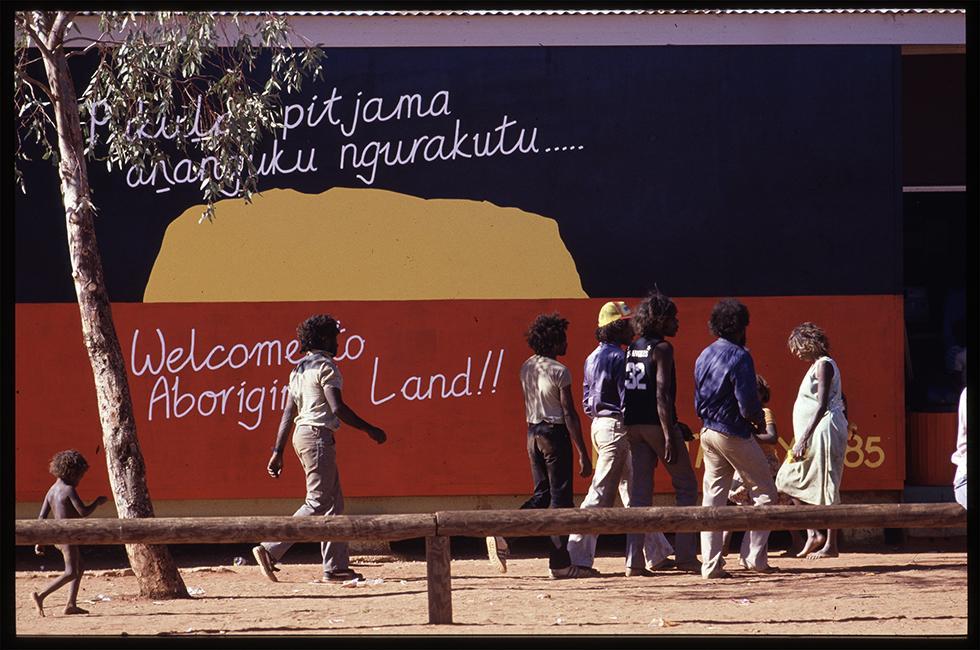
[708,298,750,341]
[632,291,677,339]
[756,374,771,405]
[787,322,830,360]
[49,450,89,486]
[525,313,569,357]
[297,314,341,352]
[596,319,632,344]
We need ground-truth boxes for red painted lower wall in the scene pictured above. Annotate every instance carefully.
[906,412,958,487]
[15,295,904,503]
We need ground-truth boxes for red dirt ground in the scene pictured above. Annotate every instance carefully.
[14,541,968,637]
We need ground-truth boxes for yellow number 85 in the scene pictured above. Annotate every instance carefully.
[845,432,885,469]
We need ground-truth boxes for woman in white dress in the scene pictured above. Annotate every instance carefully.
[775,322,848,559]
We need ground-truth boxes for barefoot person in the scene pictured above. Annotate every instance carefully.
[623,291,701,574]
[695,299,779,579]
[487,313,594,578]
[776,323,848,559]
[31,450,109,617]
[253,314,387,583]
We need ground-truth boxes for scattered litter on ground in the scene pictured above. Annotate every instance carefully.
[536,593,552,600]
[185,567,234,574]
[342,577,384,588]
[233,557,246,566]
[186,587,205,596]
[734,598,752,605]
[650,617,679,627]
[554,617,565,625]
[88,594,112,603]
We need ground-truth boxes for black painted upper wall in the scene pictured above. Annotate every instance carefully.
[902,54,965,186]
[15,45,902,302]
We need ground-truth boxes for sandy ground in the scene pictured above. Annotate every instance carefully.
[14,540,968,638]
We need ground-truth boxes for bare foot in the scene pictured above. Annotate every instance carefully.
[795,531,826,558]
[806,548,839,560]
[31,592,44,617]
[63,605,89,615]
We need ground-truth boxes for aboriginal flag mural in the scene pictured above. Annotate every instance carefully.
[15,45,904,504]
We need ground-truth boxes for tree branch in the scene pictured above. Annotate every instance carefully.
[65,37,108,60]
[19,71,55,104]
[63,34,122,46]
[49,11,77,46]
[18,95,57,131]
[20,19,53,58]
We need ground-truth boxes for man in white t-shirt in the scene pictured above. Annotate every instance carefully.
[253,314,387,583]
[952,387,967,508]
[486,313,593,578]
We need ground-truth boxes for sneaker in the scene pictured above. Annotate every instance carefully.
[324,569,365,582]
[739,560,781,574]
[646,557,677,571]
[550,565,601,579]
[486,536,509,574]
[625,566,655,577]
[252,546,280,583]
[702,569,733,579]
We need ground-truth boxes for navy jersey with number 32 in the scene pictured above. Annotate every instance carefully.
[623,336,676,426]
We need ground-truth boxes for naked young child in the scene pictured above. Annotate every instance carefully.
[31,450,109,617]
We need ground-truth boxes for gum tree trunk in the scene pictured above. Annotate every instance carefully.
[35,11,188,599]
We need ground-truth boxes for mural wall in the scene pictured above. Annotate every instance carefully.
[15,45,905,502]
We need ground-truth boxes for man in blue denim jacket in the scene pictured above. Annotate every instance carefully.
[694,299,779,578]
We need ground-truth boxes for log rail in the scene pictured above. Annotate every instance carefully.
[16,504,966,625]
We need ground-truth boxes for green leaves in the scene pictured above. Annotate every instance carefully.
[15,10,326,217]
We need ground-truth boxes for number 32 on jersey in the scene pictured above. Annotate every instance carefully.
[625,361,647,390]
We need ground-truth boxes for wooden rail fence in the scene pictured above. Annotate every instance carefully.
[16,503,966,625]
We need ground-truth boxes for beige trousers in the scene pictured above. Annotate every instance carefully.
[699,428,778,577]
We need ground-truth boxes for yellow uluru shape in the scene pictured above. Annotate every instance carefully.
[144,187,587,302]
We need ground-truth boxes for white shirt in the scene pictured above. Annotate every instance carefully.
[289,350,344,431]
[520,355,572,425]
[951,388,967,483]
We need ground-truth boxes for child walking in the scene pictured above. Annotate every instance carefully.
[31,450,109,617]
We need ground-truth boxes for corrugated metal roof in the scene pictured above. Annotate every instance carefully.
[76,8,966,17]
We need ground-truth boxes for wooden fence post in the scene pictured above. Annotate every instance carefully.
[426,535,452,625]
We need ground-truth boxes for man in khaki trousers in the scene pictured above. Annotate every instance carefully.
[693,299,778,579]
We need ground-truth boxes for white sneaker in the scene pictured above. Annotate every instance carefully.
[486,536,509,573]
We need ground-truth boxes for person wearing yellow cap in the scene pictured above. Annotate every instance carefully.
[566,301,674,576]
